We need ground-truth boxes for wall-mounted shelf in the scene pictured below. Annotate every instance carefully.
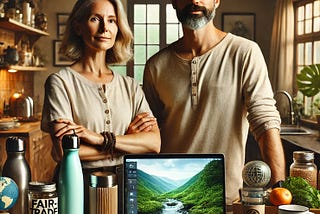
[0,17,49,72]
[0,17,49,37]
[1,65,47,72]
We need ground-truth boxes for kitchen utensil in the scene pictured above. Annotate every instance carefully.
[9,92,33,119]
[0,117,20,130]
[4,46,19,65]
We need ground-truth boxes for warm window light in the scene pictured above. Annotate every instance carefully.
[8,69,17,73]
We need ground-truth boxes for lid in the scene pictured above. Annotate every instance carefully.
[6,136,25,152]
[62,131,79,149]
[293,151,314,161]
[29,181,56,192]
[90,171,117,188]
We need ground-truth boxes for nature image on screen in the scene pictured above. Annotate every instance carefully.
[134,158,224,214]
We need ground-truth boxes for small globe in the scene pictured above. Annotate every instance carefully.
[0,177,19,210]
[242,160,271,187]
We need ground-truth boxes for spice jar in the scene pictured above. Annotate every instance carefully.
[290,151,317,188]
[28,182,58,214]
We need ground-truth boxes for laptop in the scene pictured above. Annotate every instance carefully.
[123,153,226,214]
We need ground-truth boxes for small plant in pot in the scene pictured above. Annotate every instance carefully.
[296,64,320,127]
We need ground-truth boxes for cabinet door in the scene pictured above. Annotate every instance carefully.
[29,131,57,182]
[0,137,6,174]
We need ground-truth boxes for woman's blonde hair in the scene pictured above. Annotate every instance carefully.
[59,0,133,65]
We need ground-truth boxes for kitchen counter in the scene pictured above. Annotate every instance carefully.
[281,127,320,154]
[0,121,42,136]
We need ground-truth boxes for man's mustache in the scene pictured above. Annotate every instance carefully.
[183,4,207,13]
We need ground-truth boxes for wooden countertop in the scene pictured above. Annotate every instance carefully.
[0,121,41,137]
[281,127,320,154]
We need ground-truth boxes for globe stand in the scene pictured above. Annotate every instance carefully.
[241,161,272,214]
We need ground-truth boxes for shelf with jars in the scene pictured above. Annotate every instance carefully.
[0,16,49,72]
[0,17,49,37]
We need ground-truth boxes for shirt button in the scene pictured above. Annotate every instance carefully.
[105,109,110,114]
[98,87,103,91]
[106,120,110,124]
[192,60,196,64]
[103,98,107,103]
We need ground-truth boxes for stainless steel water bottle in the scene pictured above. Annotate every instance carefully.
[2,136,31,214]
[58,132,84,214]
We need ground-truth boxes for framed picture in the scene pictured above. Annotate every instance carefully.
[222,13,256,41]
[56,13,69,25]
[57,24,66,39]
[53,40,73,66]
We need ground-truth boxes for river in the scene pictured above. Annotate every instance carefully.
[161,199,188,214]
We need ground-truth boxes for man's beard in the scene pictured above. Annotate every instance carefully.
[176,4,216,30]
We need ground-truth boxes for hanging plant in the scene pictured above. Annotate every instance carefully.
[296,64,320,97]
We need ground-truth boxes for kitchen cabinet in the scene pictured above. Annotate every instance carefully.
[0,122,57,182]
[0,17,49,71]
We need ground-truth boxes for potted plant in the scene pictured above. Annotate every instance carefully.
[296,64,320,127]
[297,64,320,97]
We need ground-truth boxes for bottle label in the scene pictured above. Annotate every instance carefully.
[28,198,58,214]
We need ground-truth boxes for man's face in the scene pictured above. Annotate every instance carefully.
[175,1,216,30]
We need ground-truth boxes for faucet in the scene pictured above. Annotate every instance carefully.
[274,90,295,125]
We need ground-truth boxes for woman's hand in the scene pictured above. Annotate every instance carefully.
[50,119,107,162]
[53,119,103,146]
[126,112,157,134]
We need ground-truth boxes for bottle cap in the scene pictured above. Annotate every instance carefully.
[62,131,80,149]
[90,171,117,188]
[6,136,25,152]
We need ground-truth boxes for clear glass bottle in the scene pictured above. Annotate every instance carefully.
[28,182,58,214]
[290,151,317,188]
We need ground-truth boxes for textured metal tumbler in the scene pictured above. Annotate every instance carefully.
[89,171,118,214]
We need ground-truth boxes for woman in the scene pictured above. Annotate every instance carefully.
[41,0,161,211]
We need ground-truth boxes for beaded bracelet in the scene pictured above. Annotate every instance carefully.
[100,131,116,160]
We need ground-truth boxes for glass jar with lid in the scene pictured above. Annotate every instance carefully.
[28,182,58,214]
[290,151,317,188]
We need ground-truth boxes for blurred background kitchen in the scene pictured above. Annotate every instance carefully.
[0,0,319,181]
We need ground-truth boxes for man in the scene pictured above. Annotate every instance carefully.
[142,0,286,210]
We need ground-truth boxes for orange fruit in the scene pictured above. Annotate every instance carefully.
[269,187,292,206]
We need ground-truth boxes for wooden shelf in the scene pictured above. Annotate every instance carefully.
[0,17,49,36]
[0,18,49,72]
[1,65,47,71]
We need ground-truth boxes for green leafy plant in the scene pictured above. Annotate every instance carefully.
[296,64,320,97]
[282,176,320,208]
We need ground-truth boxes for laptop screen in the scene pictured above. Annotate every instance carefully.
[123,153,226,214]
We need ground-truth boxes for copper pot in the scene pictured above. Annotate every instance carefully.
[9,92,33,119]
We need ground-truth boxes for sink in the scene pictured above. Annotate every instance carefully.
[280,126,311,135]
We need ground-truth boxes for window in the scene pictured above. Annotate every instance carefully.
[294,0,320,116]
[294,0,320,72]
[125,0,183,83]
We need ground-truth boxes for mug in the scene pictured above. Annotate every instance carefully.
[278,204,314,214]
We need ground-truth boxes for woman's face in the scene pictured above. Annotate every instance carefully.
[78,0,118,53]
